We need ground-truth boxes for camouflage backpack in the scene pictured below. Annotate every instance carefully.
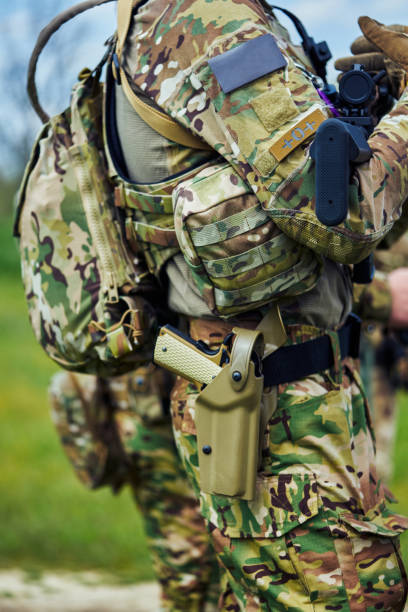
[14,1,158,377]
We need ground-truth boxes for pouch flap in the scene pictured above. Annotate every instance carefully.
[173,160,321,317]
[200,472,318,538]
[340,506,408,538]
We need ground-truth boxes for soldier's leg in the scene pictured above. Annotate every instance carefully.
[115,410,220,611]
[49,369,221,612]
[170,321,408,611]
[108,367,223,611]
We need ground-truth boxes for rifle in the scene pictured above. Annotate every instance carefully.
[310,64,393,283]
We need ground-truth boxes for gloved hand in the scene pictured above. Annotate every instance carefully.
[334,20,408,99]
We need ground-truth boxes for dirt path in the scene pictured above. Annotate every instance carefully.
[0,570,160,611]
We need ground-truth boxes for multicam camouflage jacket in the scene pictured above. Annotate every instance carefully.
[16,0,408,374]
[121,0,408,266]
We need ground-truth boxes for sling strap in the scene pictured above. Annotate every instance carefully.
[115,0,211,150]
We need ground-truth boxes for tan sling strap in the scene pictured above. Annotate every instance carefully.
[27,0,116,123]
[116,0,211,150]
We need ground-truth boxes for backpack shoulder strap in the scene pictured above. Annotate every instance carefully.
[115,0,211,150]
[27,0,115,123]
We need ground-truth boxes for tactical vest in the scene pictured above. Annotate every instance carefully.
[118,0,399,269]
[105,61,323,317]
[17,0,384,374]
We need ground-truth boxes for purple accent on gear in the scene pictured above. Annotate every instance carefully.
[317,89,340,117]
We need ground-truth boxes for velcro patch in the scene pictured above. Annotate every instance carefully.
[208,34,287,94]
[250,85,299,133]
[269,107,327,162]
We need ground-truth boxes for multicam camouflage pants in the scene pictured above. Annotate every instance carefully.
[49,366,220,611]
[170,318,408,611]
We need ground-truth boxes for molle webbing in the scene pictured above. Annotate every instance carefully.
[212,249,319,310]
[115,180,179,276]
[173,162,322,317]
[189,203,268,247]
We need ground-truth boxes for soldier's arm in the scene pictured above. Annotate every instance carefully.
[354,267,408,328]
[353,271,393,323]
[124,3,408,261]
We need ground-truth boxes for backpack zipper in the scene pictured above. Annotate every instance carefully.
[71,146,119,303]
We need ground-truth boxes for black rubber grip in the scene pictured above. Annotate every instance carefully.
[311,119,350,226]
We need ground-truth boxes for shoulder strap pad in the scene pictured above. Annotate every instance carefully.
[116,0,211,150]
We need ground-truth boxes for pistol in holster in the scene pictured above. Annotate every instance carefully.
[154,325,278,500]
[195,328,266,500]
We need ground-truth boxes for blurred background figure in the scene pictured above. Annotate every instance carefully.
[355,236,408,484]
[49,366,220,610]
[335,22,408,487]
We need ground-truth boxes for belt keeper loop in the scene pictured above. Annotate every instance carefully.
[327,330,342,385]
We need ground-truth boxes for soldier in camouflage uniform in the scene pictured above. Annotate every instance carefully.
[49,365,221,611]
[354,236,408,484]
[16,0,408,609]
[337,28,408,486]
[112,2,408,609]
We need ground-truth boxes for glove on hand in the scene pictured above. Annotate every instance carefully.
[334,20,408,99]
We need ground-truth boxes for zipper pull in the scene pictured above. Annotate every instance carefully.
[105,271,119,303]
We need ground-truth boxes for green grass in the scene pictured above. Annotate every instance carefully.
[1,208,408,579]
[389,391,408,527]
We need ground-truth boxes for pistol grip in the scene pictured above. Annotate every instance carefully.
[154,327,222,385]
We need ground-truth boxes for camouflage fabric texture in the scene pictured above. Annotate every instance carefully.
[116,0,408,608]
[171,318,408,611]
[354,234,408,323]
[122,0,408,266]
[49,365,222,611]
[15,69,156,376]
[173,161,321,317]
[370,364,399,484]
[353,272,393,325]
[111,150,212,279]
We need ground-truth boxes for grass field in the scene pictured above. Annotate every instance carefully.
[1,209,408,581]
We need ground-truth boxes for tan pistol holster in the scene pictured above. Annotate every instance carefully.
[195,328,264,501]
